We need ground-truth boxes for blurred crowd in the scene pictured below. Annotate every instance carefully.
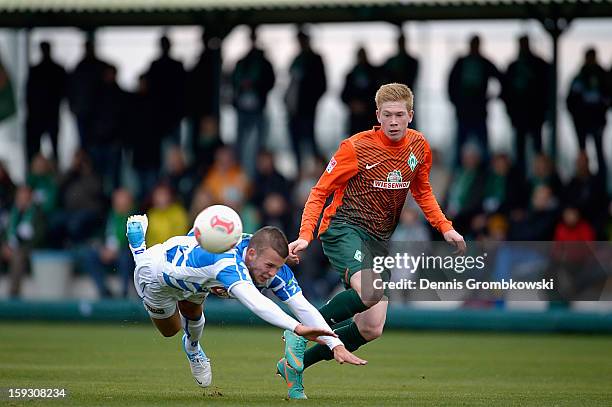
[0,26,611,301]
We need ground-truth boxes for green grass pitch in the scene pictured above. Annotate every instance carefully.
[1,322,611,406]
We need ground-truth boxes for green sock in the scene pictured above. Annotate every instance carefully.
[303,321,368,369]
[318,289,369,326]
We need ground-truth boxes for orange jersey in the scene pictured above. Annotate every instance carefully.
[299,127,453,242]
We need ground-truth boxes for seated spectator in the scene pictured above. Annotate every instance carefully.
[429,148,451,204]
[50,150,106,247]
[445,142,487,233]
[192,116,223,176]
[563,152,608,238]
[78,188,135,298]
[554,207,595,242]
[201,146,251,205]
[188,187,214,225]
[161,145,197,207]
[1,186,45,297]
[146,183,189,246]
[482,152,526,214]
[509,184,559,240]
[260,192,294,236]
[484,213,509,242]
[528,154,563,201]
[252,150,292,207]
[26,153,58,215]
[293,155,326,208]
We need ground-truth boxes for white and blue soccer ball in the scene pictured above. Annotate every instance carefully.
[193,205,243,253]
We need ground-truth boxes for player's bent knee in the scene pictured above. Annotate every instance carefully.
[358,324,384,342]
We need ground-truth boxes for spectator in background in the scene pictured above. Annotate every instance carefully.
[188,187,214,225]
[191,115,224,178]
[51,149,105,247]
[26,154,58,216]
[528,154,563,202]
[341,47,379,135]
[89,64,127,194]
[285,28,327,169]
[252,150,291,207]
[187,29,223,164]
[260,192,294,236]
[160,145,197,207]
[231,26,276,176]
[429,148,451,205]
[567,48,610,179]
[381,32,419,128]
[146,35,186,150]
[563,152,609,238]
[448,35,502,166]
[25,41,67,164]
[146,183,189,246]
[126,73,160,201]
[201,146,251,207]
[501,36,551,178]
[293,155,326,212]
[68,37,109,147]
[1,186,45,298]
[482,152,525,215]
[392,204,431,242]
[445,142,487,235]
[79,188,135,298]
[554,207,595,242]
[509,184,559,241]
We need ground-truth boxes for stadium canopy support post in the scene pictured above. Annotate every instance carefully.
[539,15,572,165]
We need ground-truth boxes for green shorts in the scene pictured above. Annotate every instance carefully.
[320,222,389,288]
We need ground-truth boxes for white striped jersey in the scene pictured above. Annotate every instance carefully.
[159,232,301,302]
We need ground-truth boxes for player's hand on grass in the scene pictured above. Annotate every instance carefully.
[332,345,367,366]
[288,238,309,264]
[294,323,337,342]
[443,229,466,255]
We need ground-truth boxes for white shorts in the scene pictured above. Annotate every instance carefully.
[133,244,207,319]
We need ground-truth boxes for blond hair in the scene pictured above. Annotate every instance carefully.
[375,83,414,111]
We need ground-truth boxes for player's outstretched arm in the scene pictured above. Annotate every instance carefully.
[230,282,336,338]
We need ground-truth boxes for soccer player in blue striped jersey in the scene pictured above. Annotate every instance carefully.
[126,215,365,391]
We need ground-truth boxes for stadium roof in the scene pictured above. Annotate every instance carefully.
[0,0,610,27]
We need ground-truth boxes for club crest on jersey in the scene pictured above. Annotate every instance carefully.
[408,152,419,172]
[372,169,411,189]
[326,157,337,173]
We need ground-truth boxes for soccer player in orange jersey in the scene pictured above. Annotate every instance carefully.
[277,83,465,398]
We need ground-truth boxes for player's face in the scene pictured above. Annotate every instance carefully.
[376,101,413,142]
[245,247,287,284]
